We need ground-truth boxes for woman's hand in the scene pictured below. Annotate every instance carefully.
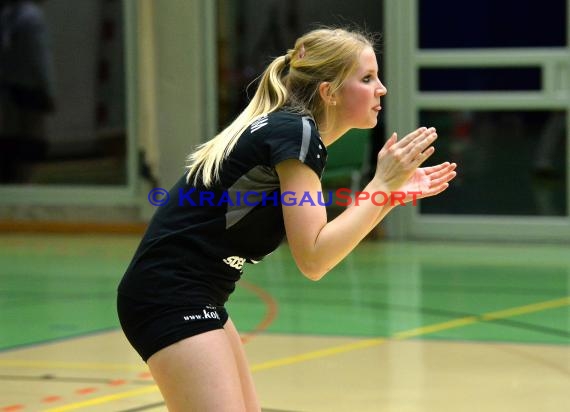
[373,127,438,192]
[373,126,457,203]
[399,162,457,203]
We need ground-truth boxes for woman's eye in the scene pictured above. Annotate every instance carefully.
[363,76,371,83]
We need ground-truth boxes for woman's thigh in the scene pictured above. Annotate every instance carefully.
[224,318,260,411]
[147,329,246,412]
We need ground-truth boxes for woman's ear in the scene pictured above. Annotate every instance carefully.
[318,82,336,105]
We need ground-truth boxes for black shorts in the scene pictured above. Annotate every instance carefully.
[117,294,229,362]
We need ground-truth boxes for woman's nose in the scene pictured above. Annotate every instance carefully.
[376,82,387,96]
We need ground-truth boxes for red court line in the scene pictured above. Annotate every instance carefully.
[138,372,153,380]
[238,279,279,344]
[42,396,63,404]
[75,387,98,395]
[1,375,142,410]
[1,406,24,412]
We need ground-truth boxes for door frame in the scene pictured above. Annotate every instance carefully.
[384,0,570,242]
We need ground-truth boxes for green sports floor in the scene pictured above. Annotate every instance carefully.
[0,232,569,411]
[2,233,568,349]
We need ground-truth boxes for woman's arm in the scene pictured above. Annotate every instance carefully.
[277,159,394,280]
[276,126,453,280]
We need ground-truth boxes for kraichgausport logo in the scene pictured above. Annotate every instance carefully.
[147,188,422,207]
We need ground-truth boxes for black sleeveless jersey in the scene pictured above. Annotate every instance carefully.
[118,110,327,305]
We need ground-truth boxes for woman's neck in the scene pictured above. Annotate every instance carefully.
[318,122,350,147]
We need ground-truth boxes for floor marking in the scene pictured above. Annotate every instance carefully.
[1,406,24,412]
[42,397,62,404]
[25,294,570,411]
[75,388,97,396]
[0,374,151,385]
[239,279,279,344]
[252,295,570,372]
[117,401,166,412]
[42,386,159,412]
[481,296,570,321]
[251,337,387,372]
[393,316,479,340]
[42,395,62,403]
[0,360,146,372]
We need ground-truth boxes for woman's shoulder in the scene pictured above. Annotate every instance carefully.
[269,108,313,121]
[265,109,317,133]
[241,109,318,145]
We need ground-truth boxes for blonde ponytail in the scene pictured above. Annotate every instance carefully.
[186,54,289,186]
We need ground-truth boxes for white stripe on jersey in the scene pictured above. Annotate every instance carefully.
[250,115,269,133]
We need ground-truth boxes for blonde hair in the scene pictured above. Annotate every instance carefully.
[186,27,375,187]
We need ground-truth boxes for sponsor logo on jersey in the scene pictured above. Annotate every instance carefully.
[223,256,246,270]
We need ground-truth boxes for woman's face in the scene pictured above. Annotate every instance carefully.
[335,46,387,130]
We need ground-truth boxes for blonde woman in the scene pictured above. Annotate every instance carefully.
[118,27,456,411]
